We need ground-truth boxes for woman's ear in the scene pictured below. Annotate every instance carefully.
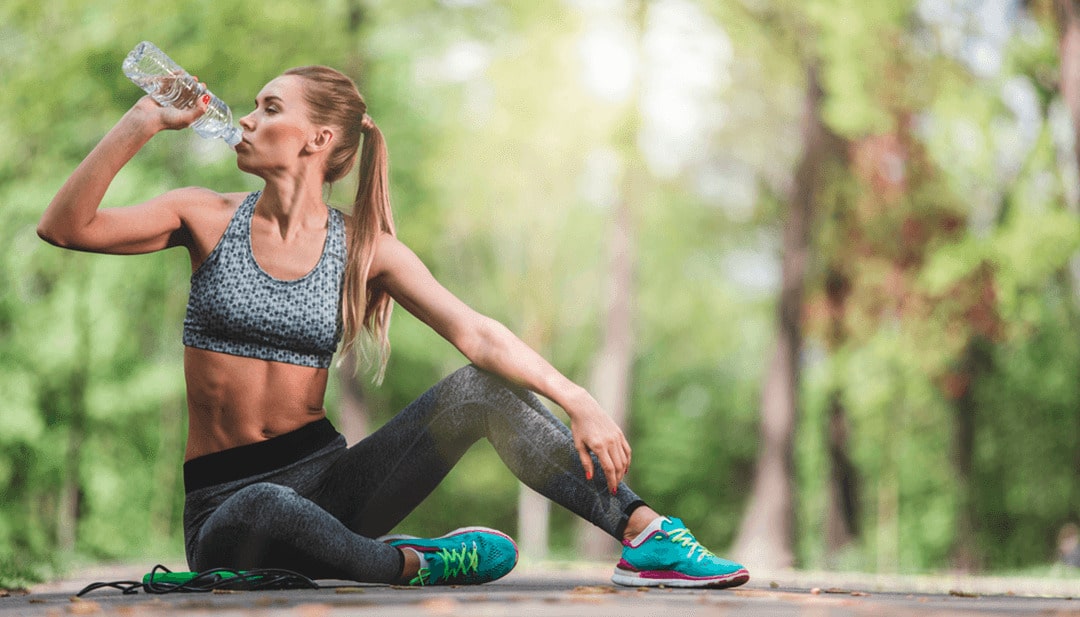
[306,127,334,153]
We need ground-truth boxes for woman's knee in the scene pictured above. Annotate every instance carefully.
[439,364,539,408]
[218,482,300,520]
[440,364,499,397]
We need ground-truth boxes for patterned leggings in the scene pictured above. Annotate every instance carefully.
[182,365,644,583]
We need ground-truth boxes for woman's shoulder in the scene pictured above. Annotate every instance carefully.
[163,187,249,209]
[369,233,421,279]
[161,187,252,224]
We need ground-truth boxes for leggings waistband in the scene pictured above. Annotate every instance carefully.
[183,418,340,493]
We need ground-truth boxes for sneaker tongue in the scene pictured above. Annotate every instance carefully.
[630,516,670,545]
[661,516,683,530]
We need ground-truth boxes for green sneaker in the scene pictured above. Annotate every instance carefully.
[380,526,518,586]
[612,517,749,588]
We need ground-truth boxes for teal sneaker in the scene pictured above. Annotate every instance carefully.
[380,526,518,586]
[612,517,749,588]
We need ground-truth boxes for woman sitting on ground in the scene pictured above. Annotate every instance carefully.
[38,63,750,589]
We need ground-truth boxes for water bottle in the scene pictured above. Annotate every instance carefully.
[122,41,241,147]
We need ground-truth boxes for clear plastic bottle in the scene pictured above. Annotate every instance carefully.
[122,41,241,147]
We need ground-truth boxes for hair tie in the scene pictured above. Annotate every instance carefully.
[360,113,375,133]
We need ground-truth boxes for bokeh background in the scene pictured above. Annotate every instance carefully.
[2,0,1079,585]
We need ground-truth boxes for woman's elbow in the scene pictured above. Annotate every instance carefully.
[37,208,88,248]
[36,219,82,248]
[457,316,504,367]
[36,220,67,247]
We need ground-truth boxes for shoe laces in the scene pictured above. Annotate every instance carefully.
[667,527,716,563]
[411,541,480,586]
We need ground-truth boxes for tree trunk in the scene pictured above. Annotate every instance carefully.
[577,196,636,560]
[732,64,828,570]
[824,394,860,557]
[822,268,860,559]
[57,419,83,553]
[58,274,92,554]
[949,338,993,571]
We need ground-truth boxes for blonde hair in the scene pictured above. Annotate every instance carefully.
[283,66,395,382]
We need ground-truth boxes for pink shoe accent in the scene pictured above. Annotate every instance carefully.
[636,567,750,584]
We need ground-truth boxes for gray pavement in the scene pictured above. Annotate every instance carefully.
[2,562,1078,616]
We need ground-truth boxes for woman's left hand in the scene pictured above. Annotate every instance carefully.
[567,391,632,495]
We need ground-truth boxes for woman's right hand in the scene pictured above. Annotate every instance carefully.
[132,85,210,133]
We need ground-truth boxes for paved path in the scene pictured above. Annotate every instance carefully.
[3,562,1078,616]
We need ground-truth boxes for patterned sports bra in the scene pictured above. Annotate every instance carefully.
[182,191,346,368]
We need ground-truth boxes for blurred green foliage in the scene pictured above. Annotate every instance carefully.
[1,0,1078,584]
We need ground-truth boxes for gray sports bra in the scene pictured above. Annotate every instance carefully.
[182,191,346,368]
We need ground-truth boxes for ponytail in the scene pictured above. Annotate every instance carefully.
[341,115,395,383]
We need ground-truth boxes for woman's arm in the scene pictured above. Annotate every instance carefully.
[370,234,631,493]
[38,95,212,254]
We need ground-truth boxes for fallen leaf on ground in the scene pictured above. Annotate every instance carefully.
[948,589,979,598]
[572,585,617,594]
[66,598,101,614]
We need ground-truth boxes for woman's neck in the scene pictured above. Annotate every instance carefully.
[257,174,326,241]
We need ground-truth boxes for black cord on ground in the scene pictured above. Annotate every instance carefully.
[76,564,319,596]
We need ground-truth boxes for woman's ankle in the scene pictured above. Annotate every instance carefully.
[398,547,421,583]
[622,506,662,543]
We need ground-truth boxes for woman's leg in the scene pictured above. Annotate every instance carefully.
[187,482,404,583]
[315,365,644,539]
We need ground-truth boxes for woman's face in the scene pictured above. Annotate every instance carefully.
[235,75,320,176]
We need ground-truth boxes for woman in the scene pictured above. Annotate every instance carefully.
[38,65,749,589]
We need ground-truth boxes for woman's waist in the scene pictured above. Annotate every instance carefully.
[183,416,343,492]
[184,407,330,460]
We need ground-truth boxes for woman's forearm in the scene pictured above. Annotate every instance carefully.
[467,316,592,417]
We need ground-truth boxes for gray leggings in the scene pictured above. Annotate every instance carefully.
[182,365,644,583]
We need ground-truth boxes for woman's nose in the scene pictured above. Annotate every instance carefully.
[239,113,254,131]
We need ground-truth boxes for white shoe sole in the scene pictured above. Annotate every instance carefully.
[612,566,750,589]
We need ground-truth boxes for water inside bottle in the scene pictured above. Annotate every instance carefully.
[129,74,204,109]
